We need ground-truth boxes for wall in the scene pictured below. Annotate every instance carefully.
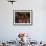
[0,0,46,42]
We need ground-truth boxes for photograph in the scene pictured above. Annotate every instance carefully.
[13,10,32,25]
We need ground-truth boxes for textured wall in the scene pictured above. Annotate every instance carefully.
[0,0,46,42]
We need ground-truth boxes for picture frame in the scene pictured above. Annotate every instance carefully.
[13,10,32,25]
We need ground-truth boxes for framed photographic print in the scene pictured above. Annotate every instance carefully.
[13,10,32,25]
